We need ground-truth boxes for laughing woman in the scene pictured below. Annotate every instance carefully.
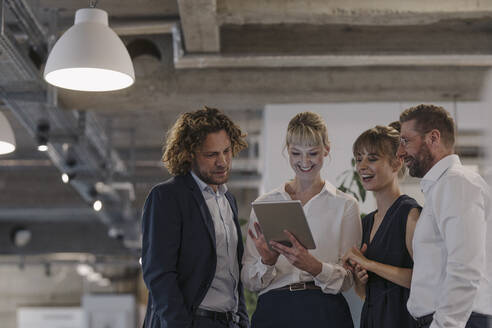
[242,112,362,328]
[343,123,421,328]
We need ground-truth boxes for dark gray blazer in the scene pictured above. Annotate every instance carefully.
[141,172,249,328]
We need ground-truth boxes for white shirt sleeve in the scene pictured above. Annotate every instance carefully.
[314,200,362,293]
[241,209,278,292]
[430,175,486,328]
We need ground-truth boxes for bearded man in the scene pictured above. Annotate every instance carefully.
[398,104,492,328]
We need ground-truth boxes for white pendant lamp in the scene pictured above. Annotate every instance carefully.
[44,8,135,92]
[0,112,16,155]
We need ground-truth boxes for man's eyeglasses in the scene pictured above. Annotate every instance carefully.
[399,137,410,147]
[399,133,424,147]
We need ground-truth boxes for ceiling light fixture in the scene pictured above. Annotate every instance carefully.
[43,1,135,92]
[61,172,77,184]
[36,120,50,152]
[37,143,48,152]
[89,186,103,211]
[0,112,16,155]
[76,263,93,276]
[93,200,103,211]
[10,227,32,248]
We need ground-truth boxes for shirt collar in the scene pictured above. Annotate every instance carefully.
[323,180,338,197]
[279,180,337,198]
[190,171,228,195]
[420,154,461,193]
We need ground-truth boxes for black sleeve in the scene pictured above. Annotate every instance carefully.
[141,186,193,328]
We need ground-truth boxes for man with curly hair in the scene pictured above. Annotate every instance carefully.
[142,107,249,328]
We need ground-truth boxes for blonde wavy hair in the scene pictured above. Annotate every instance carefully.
[286,112,330,148]
[162,106,248,175]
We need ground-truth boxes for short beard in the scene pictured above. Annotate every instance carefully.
[408,143,434,178]
[191,161,230,186]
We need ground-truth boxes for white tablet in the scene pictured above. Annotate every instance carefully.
[251,200,316,250]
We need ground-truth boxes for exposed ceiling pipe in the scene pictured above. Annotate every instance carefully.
[0,2,139,247]
[4,0,47,58]
[112,20,176,36]
[7,6,492,70]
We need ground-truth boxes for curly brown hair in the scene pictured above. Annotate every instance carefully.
[162,106,248,175]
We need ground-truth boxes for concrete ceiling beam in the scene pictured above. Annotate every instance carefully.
[217,0,492,25]
[174,54,492,69]
[177,0,220,52]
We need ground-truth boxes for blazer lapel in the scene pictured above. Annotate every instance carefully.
[184,173,216,246]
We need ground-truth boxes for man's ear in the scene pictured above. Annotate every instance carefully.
[427,129,441,146]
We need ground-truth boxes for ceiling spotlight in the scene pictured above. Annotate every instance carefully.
[36,120,50,152]
[61,172,76,184]
[89,186,103,211]
[37,144,48,152]
[0,112,16,155]
[93,200,103,211]
[76,263,93,276]
[43,5,135,91]
[10,227,32,248]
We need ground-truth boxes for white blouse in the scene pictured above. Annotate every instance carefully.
[241,181,362,296]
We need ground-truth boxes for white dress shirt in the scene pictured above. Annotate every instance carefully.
[191,172,239,313]
[241,181,362,296]
[407,154,492,328]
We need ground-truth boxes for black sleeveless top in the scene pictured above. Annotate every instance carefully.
[360,195,421,328]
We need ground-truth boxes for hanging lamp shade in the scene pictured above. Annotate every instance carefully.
[0,112,16,155]
[44,8,135,92]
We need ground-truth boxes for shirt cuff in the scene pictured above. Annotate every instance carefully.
[313,262,349,293]
[256,259,277,284]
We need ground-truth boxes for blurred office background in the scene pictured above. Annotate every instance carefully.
[1,1,492,327]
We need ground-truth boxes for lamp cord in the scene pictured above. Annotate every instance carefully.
[89,0,98,8]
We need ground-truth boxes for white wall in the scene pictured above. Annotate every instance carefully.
[18,307,82,328]
[263,101,489,212]
[0,264,138,328]
[82,294,135,328]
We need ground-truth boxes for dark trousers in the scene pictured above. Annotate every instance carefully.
[192,315,240,328]
[251,289,353,328]
[416,313,492,328]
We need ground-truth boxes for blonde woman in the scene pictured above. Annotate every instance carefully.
[242,112,362,328]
